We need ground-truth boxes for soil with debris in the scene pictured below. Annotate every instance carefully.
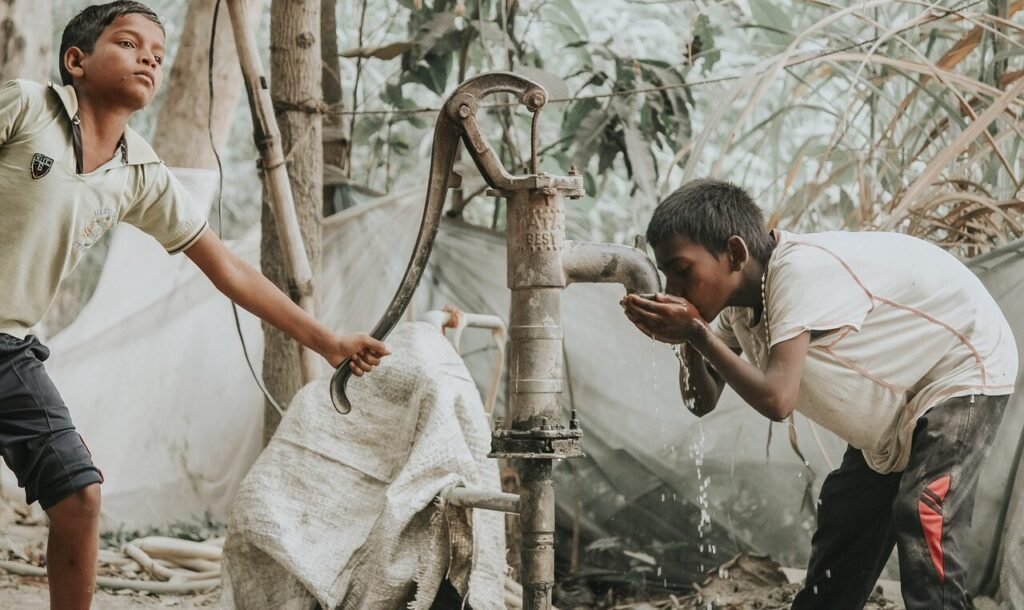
[0,496,220,609]
[1,491,905,610]
[554,552,904,610]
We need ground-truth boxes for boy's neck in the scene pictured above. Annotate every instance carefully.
[73,86,135,172]
[733,259,768,310]
[731,230,778,312]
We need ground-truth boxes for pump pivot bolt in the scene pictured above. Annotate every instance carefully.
[458,104,472,119]
[525,91,546,110]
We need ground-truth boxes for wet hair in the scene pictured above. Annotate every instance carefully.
[647,178,775,263]
[59,1,164,86]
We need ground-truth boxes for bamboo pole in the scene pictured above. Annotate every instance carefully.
[225,0,320,383]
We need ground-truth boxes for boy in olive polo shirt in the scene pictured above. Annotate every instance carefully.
[0,3,389,607]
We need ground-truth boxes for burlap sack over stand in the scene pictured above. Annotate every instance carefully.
[221,322,507,609]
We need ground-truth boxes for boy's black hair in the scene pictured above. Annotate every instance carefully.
[647,178,775,263]
[59,1,164,86]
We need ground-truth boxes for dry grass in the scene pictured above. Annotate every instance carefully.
[681,0,1024,258]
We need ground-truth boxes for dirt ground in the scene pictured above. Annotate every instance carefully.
[0,497,220,609]
[0,497,907,610]
[0,573,219,609]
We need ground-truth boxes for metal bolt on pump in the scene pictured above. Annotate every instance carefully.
[330,72,661,610]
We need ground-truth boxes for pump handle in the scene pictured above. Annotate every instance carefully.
[330,72,547,413]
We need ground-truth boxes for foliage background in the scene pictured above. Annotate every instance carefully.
[48,0,1024,254]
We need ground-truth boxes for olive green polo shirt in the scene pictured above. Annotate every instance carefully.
[0,79,208,339]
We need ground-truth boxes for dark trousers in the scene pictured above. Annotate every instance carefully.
[792,394,1009,610]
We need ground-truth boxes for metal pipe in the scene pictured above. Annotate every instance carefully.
[442,485,521,514]
[562,241,661,295]
[519,461,555,610]
[334,72,663,610]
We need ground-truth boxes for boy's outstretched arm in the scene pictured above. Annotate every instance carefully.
[623,293,809,421]
[184,228,389,374]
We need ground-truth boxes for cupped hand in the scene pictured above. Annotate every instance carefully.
[620,293,710,344]
[324,332,391,375]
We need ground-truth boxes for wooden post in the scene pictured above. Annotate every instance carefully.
[225,0,320,388]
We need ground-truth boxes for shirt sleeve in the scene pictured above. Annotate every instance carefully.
[766,241,874,347]
[0,80,27,148]
[711,308,742,350]
[121,163,209,254]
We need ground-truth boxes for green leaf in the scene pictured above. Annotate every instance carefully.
[597,141,619,175]
[570,106,615,171]
[402,58,451,96]
[426,51,455,94]
[692,14,721,74]
[561,98,601,141]
[749,0,792,45]
[544,0,588,39]
[623,123,657,200]
[382,82,404,107]
[391,137,411,155]
[411,12,458,61]
[352,115,385,142]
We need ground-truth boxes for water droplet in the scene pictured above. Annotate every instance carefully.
[651,337,658,393]
[825,569,831,578]
[813,585,818,595]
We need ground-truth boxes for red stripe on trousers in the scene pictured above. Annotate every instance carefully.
[918,474,952,582]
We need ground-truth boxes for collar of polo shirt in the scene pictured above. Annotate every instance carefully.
[47,82,161,167]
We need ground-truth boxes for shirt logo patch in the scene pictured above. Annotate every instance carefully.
[74,208,117,252]
[30,153,54,179]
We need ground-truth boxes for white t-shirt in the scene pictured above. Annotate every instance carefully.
[713,230,1018,473]
[0,80,208,339]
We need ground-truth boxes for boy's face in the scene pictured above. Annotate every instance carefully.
[66,14,165,110]
[653,233,742,322]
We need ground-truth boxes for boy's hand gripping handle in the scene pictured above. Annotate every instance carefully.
[330,72,549,414]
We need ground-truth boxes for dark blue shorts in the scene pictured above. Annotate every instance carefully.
[0,334,102,510]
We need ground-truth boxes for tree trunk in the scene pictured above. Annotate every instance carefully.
[0,0,52,83]
[263,0,323,442]
[321,0,347,215]
[153,0,263,168]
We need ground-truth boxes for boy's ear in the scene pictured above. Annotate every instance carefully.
[725,235,749,271]
[64,47,88,82]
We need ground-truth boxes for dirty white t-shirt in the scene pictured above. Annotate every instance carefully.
[713,230,1018,473]
[0,80,208,338]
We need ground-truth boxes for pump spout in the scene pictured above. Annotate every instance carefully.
[562,241,661,295]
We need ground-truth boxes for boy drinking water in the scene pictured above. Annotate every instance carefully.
[622,179,1017,609]
[0,2,388,607]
